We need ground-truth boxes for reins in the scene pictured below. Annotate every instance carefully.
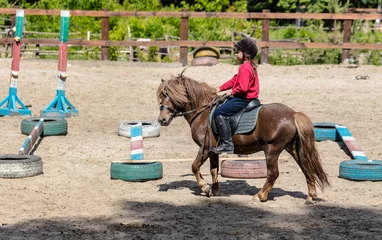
[197,94,229,157]
[161,92,227,123]
[160,89,229,158]
[186,94,224,125]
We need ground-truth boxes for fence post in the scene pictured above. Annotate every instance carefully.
[180,9,189,66]
[101,9,109,60]
[231,29,235,58]
[35,44,40,58]
[342,12,352,63]
[11,13,16,28]
[261,9,270,64]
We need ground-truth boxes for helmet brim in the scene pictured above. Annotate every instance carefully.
[233,42,242,51]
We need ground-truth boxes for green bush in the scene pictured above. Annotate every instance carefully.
[301,49,342,65]
[367,51,382,66]
[7,0,382,66]
[269,49,301,65]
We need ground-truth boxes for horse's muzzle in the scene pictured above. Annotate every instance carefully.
[158,117,171,126]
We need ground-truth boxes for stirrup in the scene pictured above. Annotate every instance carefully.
[210,144,234,154]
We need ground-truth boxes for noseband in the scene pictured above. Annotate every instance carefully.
[159,103,180,118]
[159,94,181,119]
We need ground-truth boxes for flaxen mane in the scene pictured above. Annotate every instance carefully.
[157,74,216,110]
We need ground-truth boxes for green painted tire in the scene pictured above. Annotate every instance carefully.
[0,154,43,178]
[21,117,68,136]
[339,160,382,181]
[110,162,163,182]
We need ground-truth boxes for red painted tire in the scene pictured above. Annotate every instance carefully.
[191,56,219,66]
[221,160,267,179]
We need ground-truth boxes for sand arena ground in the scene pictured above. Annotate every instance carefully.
[0,59,381,239]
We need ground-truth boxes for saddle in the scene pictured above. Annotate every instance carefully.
[210,98,263,135]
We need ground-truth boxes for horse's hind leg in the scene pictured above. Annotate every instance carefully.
[285,145,317,204]
[253,147,281,202]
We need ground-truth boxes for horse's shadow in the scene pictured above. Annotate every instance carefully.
[158,179,307,200]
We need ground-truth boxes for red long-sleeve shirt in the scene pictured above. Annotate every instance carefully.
[219,61,259,100]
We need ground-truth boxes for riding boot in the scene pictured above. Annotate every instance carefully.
[210,115,234,154]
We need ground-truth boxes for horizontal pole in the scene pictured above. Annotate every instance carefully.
[19,119,44,155]
[112,156,287,163]
[1,38,381,50]
[351,8,381,13]
[0,8,381,20]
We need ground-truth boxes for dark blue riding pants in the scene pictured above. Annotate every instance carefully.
[213,97,250,117]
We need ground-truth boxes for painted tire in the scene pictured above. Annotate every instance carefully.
[118,120,160,138]
[0,154,43,178]
[191,56,219,66]
[339,160,382,181]
[313,122,340,142]
[221,160,267,179]
[193,47,220,59]
[21,117,68,136]
[110,162,163,182]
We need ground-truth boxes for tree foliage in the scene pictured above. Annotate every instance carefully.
[2,0,380,64]
[247,0,380,12]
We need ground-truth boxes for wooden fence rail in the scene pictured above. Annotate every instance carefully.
[0,8,381,65]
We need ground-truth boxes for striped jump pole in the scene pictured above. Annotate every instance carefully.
[0,10,31,116]
[130,122,144,160]
[41,10,78,118]
[335,124,368,160]
[19,118,44,155]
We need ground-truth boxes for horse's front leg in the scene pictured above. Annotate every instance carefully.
[191,150,211,197]
[210,153,220,196]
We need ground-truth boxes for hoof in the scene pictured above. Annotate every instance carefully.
[252,195,261,202]
[252,194,266,202]
[305,195,318,205]
[202,185,212,198]
[211,183,220,196]
[305,199,315,205]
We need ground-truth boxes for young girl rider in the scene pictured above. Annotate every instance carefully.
[210,37,260,154]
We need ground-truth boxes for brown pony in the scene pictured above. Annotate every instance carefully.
[156,71,330,204]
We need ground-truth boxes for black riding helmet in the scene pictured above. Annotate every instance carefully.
[234,37,258,59]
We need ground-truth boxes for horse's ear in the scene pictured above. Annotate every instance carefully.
[161,78,165,83]
[179,67,188,78]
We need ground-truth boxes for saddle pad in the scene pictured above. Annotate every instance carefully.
[210,105,263,135]
[234,105,262,134]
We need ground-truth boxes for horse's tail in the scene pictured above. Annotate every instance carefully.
[293,112,330,190]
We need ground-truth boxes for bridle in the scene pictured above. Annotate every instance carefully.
[159,93,207,124]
